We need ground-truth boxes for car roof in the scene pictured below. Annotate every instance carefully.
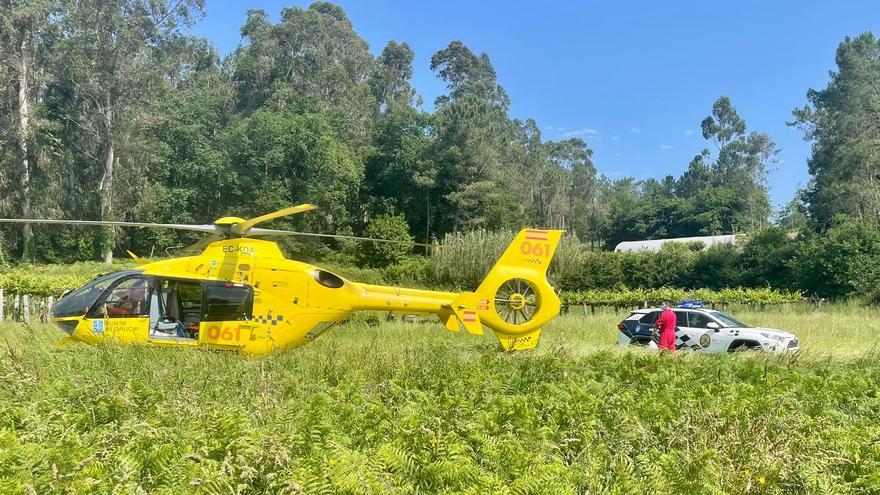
[633,307,714,313]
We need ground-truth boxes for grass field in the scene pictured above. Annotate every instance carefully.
[2,307,879,494]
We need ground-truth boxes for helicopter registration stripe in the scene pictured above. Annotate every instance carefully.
[525,229,548,241]
[462,310,477,323]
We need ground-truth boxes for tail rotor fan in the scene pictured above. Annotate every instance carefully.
[494,278,539,326]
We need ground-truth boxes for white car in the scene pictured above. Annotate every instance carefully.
[616,302,799,354]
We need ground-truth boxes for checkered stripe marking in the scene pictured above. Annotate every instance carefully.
[255,314,284,325]
[675,331,702,351]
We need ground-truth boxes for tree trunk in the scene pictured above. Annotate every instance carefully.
[99,103,115,264]
[17,33,33,261]
[425,193,431,246]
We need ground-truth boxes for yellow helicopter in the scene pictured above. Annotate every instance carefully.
[0,205,563,354]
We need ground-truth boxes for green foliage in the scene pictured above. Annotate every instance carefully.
[0,261,134,295]
[791,32,880,228]
[357,214,415,267]
[789,217,880,300]
[223,106,361,225]
[1,311,879,493]
[0,0,876,311]
[559,287,803,308]
[382,256,432,287]
[0,1,784,267]
[429,229,515,289]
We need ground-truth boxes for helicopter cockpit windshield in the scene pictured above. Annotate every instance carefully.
[52,270,144,318]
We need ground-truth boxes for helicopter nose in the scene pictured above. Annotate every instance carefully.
[53,318,79,336]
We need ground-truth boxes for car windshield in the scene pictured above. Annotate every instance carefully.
[709,310,748,328]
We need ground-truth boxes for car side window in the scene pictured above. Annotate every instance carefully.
[638,311,658,324]
[688,312,714,329]
[673,311,688,327]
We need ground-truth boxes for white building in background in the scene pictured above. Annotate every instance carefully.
[614,234,737,253]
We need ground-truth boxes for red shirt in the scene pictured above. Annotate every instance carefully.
[655,308,677,335]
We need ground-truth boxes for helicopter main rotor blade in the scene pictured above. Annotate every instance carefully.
[0,218,219,234]
[181,234,223,254]
[247,228,436,248]
[231,204,318,235]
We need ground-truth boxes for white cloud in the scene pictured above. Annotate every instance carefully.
[563,127,599,138]
[660,144,673,150]
[629,128,641,134]
[611,136,621,141]
[683,129,695,136]
[544,125,555,131]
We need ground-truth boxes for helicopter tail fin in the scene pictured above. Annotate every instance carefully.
[449,229,564,351]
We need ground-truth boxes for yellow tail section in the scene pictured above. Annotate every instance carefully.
[449,229,564,351]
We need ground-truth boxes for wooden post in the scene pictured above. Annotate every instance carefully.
[23,294,30,323]
[0,288,4,321]
[46,296,54,323]
[13,295,19,322]
[582,303,588,316]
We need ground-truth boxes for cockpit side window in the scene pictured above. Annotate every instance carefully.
[53,270,143,318]
[84,273,149,319]
[102,278,149,318]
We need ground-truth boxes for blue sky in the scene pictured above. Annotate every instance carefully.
[189,0,878,209]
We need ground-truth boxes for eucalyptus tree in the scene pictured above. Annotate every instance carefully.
[0,0,55,260]
[430,40,517,233]
[547,137,596,239]
[700,96,776,231]
[53,0,204,263]
[792,32,880,229]
[233,3,377,146]
[370,41,417,113]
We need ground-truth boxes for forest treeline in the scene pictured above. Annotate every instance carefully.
[0,1,879,299]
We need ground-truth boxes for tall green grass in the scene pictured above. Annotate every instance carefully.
[1,308,879,493]
[430,229,584,290]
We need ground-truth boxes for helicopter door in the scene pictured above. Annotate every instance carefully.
[148,280,202,342]
[86,276,151,342]
[199,282,254,348]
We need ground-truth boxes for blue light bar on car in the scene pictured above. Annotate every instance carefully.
[678,300,704,309]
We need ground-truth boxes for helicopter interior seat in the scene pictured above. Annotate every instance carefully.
[149,281,200,340]
[174,282,204,337]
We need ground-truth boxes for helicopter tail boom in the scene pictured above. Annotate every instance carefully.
[352,229,563,351]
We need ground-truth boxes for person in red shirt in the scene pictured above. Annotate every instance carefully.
[654,300,677,353]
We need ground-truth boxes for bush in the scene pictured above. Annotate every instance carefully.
[557,251,623,291]
[382,256,433,287]
[789,217,880,300]
[559,287,803,308]
[0,262,135,296]
[688,244,741,290]
[357,215,415,267]
[738,227,798,289]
